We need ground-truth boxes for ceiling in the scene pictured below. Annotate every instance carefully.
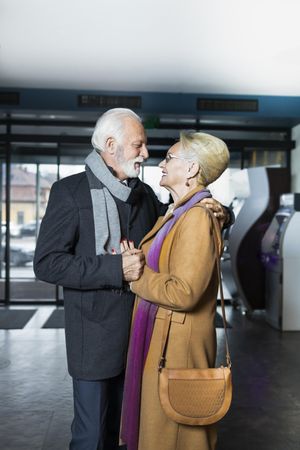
[1,0,300,96]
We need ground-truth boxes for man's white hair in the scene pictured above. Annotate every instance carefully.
[91,108,142,152]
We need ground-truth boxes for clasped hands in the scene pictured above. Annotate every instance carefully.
[120,240,145,282]
[119,198,228,282]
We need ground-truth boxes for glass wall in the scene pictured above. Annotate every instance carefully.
[0,127,291,304]
[8,164,36,280]
[2,160,85,303]
[0,161,6,300]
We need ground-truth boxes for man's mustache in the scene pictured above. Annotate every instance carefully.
[131,156,144,164]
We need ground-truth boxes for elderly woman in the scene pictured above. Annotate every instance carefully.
[121,132,230,450]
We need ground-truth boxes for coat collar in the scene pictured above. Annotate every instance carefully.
[139,185,206,247]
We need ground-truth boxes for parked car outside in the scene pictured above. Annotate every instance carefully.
[19,220,41,237]
[1,222,21,238]
[0,245,34,267]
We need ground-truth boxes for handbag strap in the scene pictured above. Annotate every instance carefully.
[158,206,232,371]
[207,208,232,368]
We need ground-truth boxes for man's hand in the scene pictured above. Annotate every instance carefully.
[120,240,145,281]
[201,198,229,229]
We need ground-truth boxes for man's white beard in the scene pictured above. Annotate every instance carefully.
[116,146,144,178]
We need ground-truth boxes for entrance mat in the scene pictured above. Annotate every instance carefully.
[215,311,232,328]
[0,309,37,329]
[42,309,65,329]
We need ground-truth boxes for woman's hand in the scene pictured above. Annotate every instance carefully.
[118,240,145,282]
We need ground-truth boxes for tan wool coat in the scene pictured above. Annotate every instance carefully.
[131,188,222,450]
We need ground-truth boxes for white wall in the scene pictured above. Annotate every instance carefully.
[291,124,300,193]
[208,168,242,207]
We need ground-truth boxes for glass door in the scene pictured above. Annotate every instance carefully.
[0,161,6,302]
[8,160,84,303]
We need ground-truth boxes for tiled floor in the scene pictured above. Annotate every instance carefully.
[0,305,300,450]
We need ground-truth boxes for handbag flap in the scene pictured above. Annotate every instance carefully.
[159,367,232,426]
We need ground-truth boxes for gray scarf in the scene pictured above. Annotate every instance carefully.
[85,149,132,255]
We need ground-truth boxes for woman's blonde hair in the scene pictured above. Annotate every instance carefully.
[179,132,230,186]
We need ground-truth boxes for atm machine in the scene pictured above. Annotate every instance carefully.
[221,167,290,312]
[261,193,300,330]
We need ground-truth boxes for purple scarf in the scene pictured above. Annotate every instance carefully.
[120,189,211,450]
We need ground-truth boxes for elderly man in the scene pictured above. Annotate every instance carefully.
[34,108,229,450]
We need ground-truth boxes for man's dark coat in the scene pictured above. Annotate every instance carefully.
[34,171,165,380]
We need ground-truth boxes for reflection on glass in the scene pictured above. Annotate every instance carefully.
[244,150,287,168]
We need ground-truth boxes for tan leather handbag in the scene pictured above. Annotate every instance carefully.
[158,211,232,426]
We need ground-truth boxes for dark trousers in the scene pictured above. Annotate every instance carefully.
[69,372,126,450]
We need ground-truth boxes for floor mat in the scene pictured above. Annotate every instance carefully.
[0,309,37,329]
[42,309,65,328]
[215,311,232,328]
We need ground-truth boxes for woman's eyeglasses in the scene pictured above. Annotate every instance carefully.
[165,153,190,163]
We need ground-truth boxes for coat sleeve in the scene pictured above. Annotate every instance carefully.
[131,207,221,311]
[223,205,235,229]
[33,181,123,290]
